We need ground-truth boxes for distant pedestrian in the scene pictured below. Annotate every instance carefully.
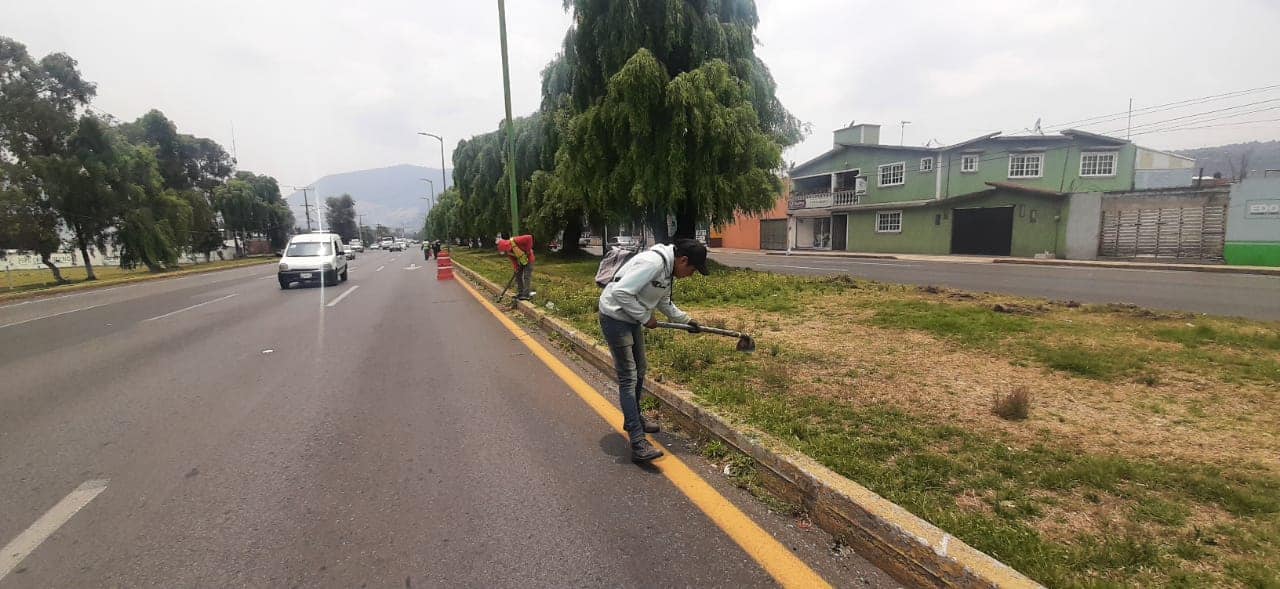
[496,234,535,301]
[597,238,707,462]
[431,240,442,259]
[423,240,431,260]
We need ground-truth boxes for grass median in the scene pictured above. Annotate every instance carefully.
[0,257,276,301]
[454,248,1280,588]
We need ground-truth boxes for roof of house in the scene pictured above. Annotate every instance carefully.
[792,127,1133,176]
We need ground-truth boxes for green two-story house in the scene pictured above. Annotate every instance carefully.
[787,123,1194,256]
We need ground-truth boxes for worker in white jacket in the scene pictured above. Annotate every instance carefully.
[598,238,708,462]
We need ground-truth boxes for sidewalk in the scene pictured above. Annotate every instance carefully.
[711,247,1280,276]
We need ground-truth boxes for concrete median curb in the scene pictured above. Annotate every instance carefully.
[454,260,1043,589]
[992,257,1280,276]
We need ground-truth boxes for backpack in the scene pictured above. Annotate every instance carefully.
[595,247,667,288]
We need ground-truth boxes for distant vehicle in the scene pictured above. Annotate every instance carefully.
[380,236,394,248]
[349,239,364,252]
[608,236,638,250]
[388,240,404,252]
[278,232,348,289]
[343,245,356,260]
[578,236,592,247]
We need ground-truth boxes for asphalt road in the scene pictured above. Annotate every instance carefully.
[712,251,1280,321]
[0,250,896,588]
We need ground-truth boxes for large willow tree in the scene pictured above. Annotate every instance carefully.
[451,0,802,245]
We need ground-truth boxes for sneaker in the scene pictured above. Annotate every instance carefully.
[631,439,663,462]
[640,416,660,433]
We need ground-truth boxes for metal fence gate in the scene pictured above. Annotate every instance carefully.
[760,219,788,250]
[1099,205,1227,261]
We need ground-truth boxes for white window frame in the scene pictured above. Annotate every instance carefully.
[920,157,934,172]
[877,161,905,187]
[1008,153,1044,179]
[960,154,980,173]
[875,210,903,233]
[1079,151,1117,177]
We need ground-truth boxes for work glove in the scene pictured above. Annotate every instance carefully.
[686,320,701,333]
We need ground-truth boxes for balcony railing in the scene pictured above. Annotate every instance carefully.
[789,189,862,210]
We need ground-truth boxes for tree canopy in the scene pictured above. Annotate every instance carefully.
[437,0,803,245]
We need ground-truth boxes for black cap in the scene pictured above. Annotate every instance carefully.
[673,238,709,276]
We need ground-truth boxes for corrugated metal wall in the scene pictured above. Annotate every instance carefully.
[1099,205,1227,261]
[760,219,789,250]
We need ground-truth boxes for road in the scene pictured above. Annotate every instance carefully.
[711,251,1280,321]
[0,250,895,588]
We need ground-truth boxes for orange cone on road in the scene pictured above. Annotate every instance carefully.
[436,250,454,280]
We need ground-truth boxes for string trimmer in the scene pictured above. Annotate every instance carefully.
[655,322,757,353]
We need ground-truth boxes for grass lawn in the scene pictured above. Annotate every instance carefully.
[1,257,275,299]
[454,248,1280,589]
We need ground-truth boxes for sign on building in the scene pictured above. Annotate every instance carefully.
[1245,199,1280,220]
[805,194,833,209]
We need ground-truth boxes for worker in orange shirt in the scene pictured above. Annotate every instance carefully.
[496,234,535,301]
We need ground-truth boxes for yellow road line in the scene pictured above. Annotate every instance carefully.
[456,276,832,589]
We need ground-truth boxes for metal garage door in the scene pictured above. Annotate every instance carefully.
[760,219,788,250]
[1099,205,1227,261]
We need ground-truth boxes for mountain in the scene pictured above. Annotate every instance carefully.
[1173,140,1280,179]
[284,164,452,232]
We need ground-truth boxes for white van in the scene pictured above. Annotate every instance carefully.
[278,232,348,289]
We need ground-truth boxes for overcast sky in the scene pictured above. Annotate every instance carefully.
[6,0,1280,184]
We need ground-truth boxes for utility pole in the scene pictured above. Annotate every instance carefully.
[287,185,316,232]
[497,0,519,235]
[357,213,367,242]
[1126,98,1133,140]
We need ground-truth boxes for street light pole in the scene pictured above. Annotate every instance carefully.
[417,132,448,203]
[496,0,519,235]
[419,178,435,207]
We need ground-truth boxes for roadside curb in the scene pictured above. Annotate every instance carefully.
[454,260,1043,589]
[762,251,899,260]
[992,258,1280,276]
[0,257,277,304]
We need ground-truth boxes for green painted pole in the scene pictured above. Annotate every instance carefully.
[497,0,520,235]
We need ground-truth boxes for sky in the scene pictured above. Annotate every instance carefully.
[5,0,1280,185]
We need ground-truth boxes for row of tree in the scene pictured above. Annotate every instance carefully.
[0,36,294,282]
[426,0,805,248]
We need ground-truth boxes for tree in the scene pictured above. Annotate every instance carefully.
[0,37,96,279]
[0,37,96,163]
[324,194,358,241]
[0,168,65,282]
[34,115,124,280]
[113,143,191,272]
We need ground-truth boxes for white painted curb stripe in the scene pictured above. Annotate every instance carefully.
[0,479,109,580]
[326,285,360,307]
[142,293,238,322]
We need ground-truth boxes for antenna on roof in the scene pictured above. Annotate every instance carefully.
[1033,118,1043,135]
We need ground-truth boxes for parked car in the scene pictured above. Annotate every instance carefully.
[278,232,348,289]
[607,236,638,251]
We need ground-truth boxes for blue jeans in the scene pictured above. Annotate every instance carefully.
[599,313,647,444]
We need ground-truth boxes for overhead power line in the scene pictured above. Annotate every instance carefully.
[1047,83,1280,130]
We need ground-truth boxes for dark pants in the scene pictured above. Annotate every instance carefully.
[515,263,533,298]
[599,313,647,444]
